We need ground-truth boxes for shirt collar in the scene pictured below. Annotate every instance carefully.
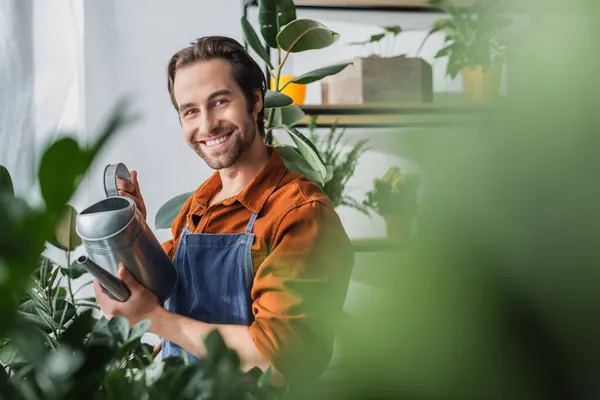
[192,146,287,214]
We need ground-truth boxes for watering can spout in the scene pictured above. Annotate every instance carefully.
[77,255,131,302]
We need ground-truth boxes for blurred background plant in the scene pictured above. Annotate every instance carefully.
[362,167,420,239]
[348,25,405,58]
[305,116,371,216]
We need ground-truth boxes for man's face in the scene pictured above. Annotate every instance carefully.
[173,59,261,170]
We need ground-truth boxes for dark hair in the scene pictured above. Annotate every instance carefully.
[167,36,266,136]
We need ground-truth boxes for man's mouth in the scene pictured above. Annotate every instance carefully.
[202,132,232,148]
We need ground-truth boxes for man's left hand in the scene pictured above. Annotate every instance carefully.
[94,263,161,327]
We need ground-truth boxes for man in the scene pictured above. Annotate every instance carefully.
[94,36,354,383]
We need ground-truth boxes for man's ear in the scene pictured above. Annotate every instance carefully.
[253,89,263,116]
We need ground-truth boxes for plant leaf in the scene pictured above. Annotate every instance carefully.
[0,165,14,198]
[277,19,340,53]
[128,319,151,342]
[155,191,194,230]
[276,145,328,185]
[49,205,82,251]
[383,25,403,36]
[108,316,129,344]
[258,0,296,48]
[289,62,352,85]
[240,16,273,69]
[273,105,305,127]
[282,126,328,183]
[39,101,135,215]
[67,262,87,279]
[264,90,293,108]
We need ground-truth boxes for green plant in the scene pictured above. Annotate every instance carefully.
[155,0,353,229]
[418,0,514,79]
[348,25,405,58]
[306,116,371,216]
[363,167,420,217]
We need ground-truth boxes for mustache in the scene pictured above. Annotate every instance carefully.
[200,124,235,141]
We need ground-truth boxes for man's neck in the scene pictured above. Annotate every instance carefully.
[216,140,270,201]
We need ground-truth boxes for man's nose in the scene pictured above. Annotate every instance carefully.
[197,111,220,137]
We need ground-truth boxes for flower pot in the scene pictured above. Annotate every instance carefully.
[383,214,414,240]
[271,75,306,105]
[460,64,503,103]
[321,56,433,105]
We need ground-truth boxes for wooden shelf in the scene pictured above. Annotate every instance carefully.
[297,103,484,128]
[244,0,438,12]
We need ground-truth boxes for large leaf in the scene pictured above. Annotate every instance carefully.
[276,145,330,185]
[49,205,82,251]
[240,16,273,69]
[273,105,305,127]
[155,190,194,230]
[258,0,296,48]
[128,319,151,342]
[282,126,329,183]
[0,165,14,198]
[264,90,292,108]
[39,101,136,215]
[277,19,340,53]
[287,62,353,86]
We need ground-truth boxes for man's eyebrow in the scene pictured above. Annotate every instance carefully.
[178,90,233,113]
[208,89,232,99]
[178,102,196,113]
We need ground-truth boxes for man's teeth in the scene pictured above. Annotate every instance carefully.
[205,134,230,147]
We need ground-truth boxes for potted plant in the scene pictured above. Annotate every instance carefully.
[363,166,420,240]
[305,116,372,216]
[419,0,514,103]
[322,25,433,105]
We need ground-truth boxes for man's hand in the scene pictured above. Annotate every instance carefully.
[117,170,147,219]
[94,263,160,327]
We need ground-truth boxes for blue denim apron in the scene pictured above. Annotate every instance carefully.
[161,212,258,360]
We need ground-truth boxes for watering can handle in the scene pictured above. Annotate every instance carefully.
[103,163,131,197]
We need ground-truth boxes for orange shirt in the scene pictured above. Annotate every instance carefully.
[162,146,354,381]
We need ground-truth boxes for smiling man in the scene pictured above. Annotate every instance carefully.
[93,36,354,384]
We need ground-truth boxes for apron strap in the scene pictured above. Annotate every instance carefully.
[245,212,259,234]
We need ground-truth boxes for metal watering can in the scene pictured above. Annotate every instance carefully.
[75,163,178,303]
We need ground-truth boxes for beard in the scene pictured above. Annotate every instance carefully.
[193,117,257,170]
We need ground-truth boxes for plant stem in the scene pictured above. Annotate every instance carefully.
[66,249,75,304]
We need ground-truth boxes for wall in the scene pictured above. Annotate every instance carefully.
[80,0,244,244]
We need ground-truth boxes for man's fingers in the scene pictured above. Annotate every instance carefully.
[118,191,144,210]
[130,171,142,195]
[116,177,136,194]
[118,264,142,290]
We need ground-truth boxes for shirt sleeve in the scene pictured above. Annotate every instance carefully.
[248,200,354,382]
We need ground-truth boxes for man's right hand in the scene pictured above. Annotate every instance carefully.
[117,170,147,219]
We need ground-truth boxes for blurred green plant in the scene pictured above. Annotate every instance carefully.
[363,166,420,217]
[418,0,514,78]
[305,116,371,216]
[348,25,405,58]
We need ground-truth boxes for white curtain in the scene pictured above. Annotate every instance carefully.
[0,0,83,201]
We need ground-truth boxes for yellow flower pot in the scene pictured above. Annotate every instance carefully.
[460,64,503,103]
[270,75,306,105]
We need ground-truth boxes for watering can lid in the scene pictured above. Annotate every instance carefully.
[103,163,131,198]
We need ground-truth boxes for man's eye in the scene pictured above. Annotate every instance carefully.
[184,109,198,116]
[214,99,228,106]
